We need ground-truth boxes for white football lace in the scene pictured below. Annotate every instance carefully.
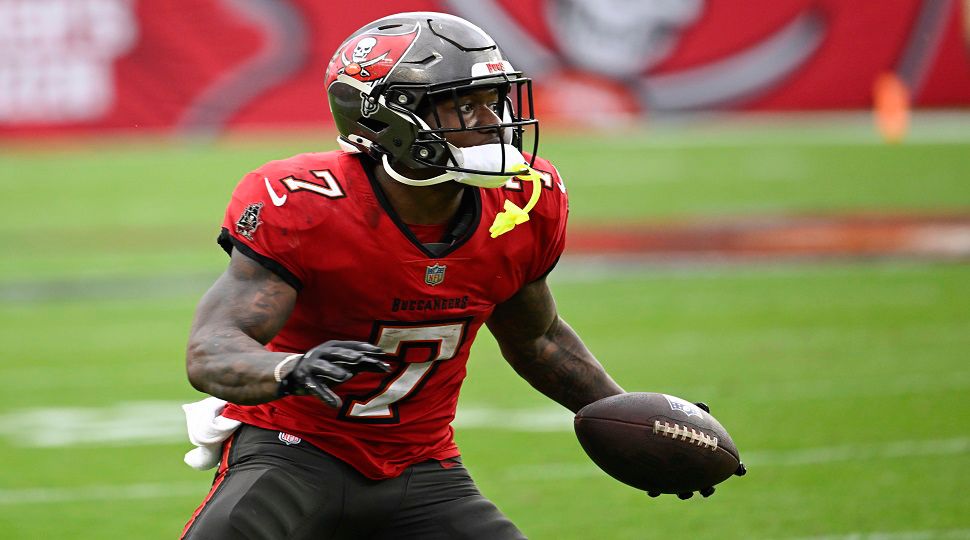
[653,420,719,451]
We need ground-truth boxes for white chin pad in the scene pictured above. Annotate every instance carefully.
[381,144,527,189]
[453,144,527,188]
[457,144,526,173]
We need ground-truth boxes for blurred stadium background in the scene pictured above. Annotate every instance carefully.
[1,1,969,539]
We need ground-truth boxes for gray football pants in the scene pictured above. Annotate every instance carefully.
[181,424,527,539]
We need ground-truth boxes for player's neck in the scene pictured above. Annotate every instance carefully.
[372,163,468,225]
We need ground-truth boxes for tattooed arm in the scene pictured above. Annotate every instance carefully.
[185,250,298,405]
[486,277,624,413]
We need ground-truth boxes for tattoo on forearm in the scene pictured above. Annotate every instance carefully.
[505,318,623,413]
[185,255,297,405]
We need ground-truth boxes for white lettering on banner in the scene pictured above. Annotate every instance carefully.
[0,0,137,123]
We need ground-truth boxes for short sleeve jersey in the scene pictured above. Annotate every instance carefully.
[218,151,568,480]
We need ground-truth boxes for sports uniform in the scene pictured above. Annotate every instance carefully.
[223,149,566,479]
[180,11,624,540]
[181,150,567,538]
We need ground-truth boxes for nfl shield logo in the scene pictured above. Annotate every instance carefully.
[663,394,704,418]
[424,264,446,286]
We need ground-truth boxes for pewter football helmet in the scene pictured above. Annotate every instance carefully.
[324,12,538,180]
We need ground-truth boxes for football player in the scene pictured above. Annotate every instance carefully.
[181,12,624,540]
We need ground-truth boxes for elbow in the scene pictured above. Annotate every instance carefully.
[185,339,210,393]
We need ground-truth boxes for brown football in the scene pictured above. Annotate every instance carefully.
[574,392,744,497]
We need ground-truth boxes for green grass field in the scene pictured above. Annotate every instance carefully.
[1,115,969,539]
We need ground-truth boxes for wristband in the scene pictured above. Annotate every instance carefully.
[273,353,303,383]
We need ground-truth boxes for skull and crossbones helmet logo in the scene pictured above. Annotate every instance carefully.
[353,37,376,63]
[340,35,389,78]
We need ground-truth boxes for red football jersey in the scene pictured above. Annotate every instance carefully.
[218,150,568,479]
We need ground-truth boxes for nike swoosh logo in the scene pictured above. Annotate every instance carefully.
[264,177,287,206]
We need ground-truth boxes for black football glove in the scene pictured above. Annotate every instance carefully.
[646,401,747,500]
[278,340,391,407]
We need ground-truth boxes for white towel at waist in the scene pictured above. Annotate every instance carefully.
[182,397,241,471]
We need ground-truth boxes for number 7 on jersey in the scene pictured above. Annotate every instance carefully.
[344,320,470,422]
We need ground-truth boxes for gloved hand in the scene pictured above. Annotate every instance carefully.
[278,340,391,407]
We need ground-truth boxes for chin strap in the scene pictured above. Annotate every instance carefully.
[379,149,544,239]
[381,155,456,186]
[382,144,529,189]
[489,164,544,238]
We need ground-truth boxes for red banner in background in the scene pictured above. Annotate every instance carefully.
[1,0,968,138]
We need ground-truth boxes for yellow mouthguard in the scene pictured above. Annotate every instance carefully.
[489,165,544,238]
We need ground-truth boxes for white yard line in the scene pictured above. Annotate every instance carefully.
[0,401,190,448]
[0,482,204,505]
[0,402,575,448]
[453,406,573,432]
[1,401,969,507]
[3,401,970,447]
